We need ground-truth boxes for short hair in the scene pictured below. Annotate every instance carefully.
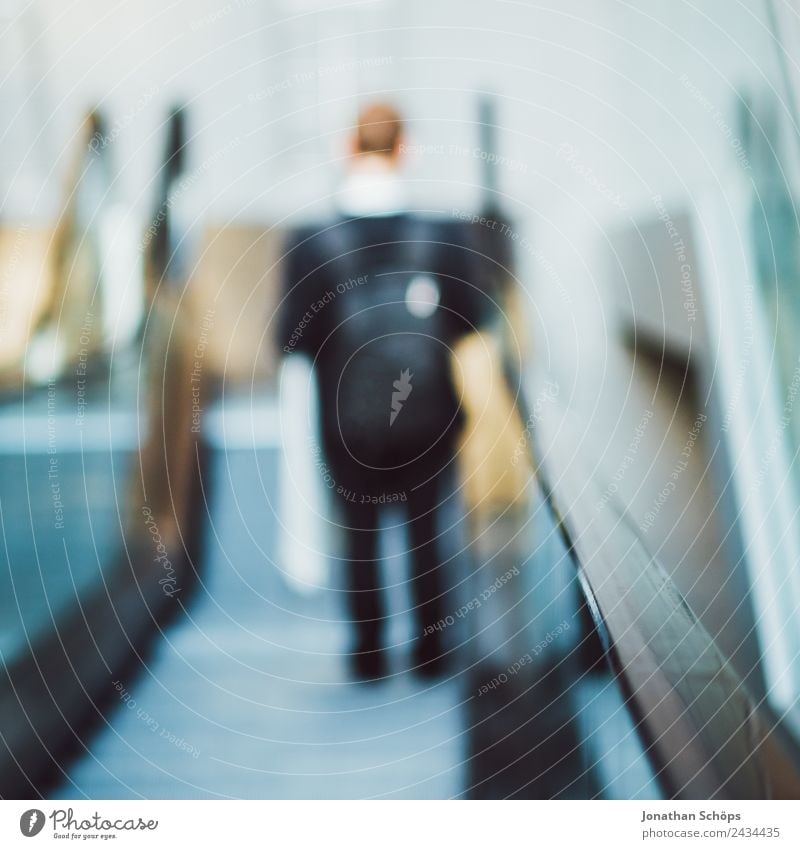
[355,103,403,155]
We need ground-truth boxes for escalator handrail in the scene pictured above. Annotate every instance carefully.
[517,374,798,799]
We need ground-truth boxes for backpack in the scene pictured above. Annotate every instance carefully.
[316,216,465,471]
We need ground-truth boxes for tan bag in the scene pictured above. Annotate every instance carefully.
[451,327,535,524]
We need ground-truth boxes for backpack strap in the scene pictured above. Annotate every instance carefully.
[316,214,442,284]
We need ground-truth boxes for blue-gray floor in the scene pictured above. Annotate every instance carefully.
[51,396,659,800]
[54,446,468,799]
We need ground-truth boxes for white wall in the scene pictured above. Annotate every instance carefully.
[0,1,782,222]
[2,0,787,405]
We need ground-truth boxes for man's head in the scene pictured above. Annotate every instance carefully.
[352,102,403,162]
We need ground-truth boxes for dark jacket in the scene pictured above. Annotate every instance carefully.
[280,213,493,483]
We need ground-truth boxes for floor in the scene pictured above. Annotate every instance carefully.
[52,396,658,800]
[55,446,466,799]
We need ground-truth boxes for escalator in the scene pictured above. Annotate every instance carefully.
[3,88,800,802]
[4,322,800,798]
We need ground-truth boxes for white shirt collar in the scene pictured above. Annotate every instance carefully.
[337,168,407,217]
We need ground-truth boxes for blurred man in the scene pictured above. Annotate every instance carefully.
[280,103,491,681]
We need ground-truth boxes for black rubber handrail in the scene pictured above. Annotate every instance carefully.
[518,375,800,799]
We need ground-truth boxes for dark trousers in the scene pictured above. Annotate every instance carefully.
[339,477,445,649]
